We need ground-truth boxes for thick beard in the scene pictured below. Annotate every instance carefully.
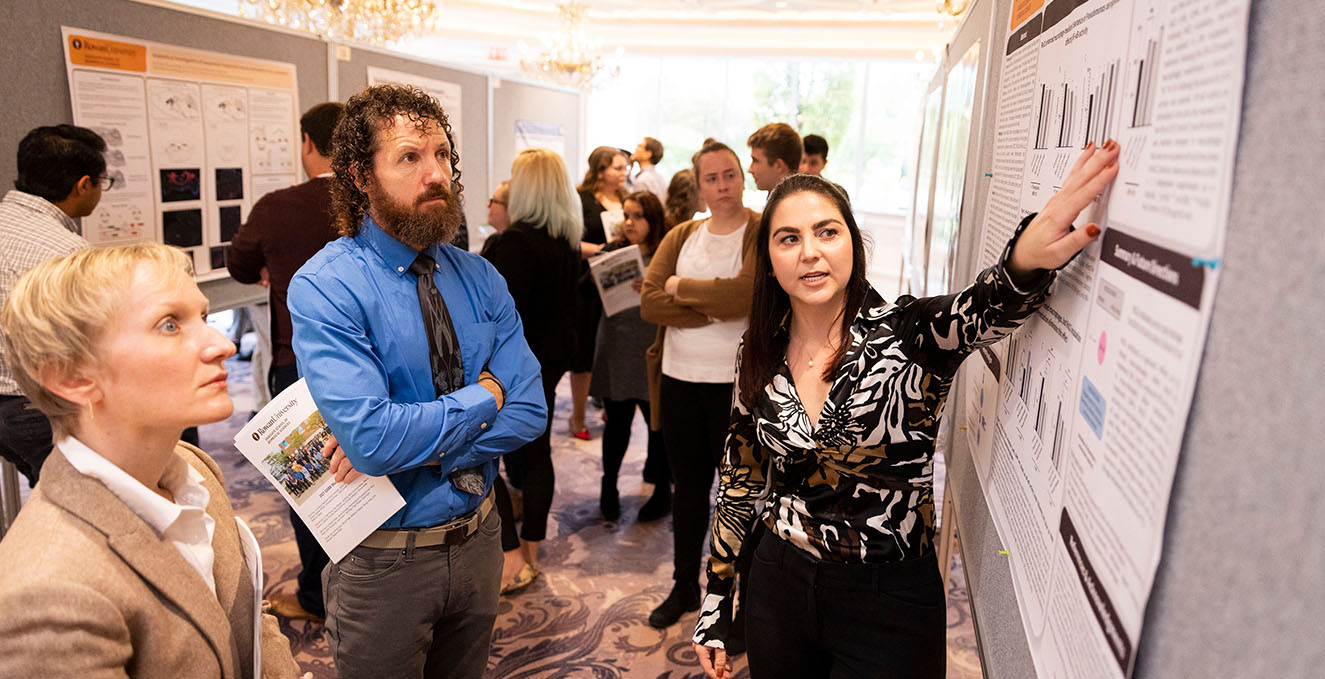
[367,180,462,249]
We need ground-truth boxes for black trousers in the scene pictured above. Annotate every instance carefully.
[601,397,669,489]
[270,363,329,617]
[745,535,946,679]
[494,360,564,543]
[659,375,732,585]
[0,395,53,486]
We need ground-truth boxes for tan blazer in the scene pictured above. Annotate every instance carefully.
[639,208,762,429]
[0,442,300,679]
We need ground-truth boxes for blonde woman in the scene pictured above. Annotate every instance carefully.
[482,147,583,592]
[0,243,301,678]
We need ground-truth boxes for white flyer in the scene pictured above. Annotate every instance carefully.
[234,379,405,563]
[588,244,645,317]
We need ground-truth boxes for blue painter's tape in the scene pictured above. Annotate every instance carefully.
[1079,376,1106,440]
[985,173,994,177]
[1191,257,1220,269]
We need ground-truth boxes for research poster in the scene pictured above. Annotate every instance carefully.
[62,27,300,276]
[958,0,1249,676]
[366,66,464,161]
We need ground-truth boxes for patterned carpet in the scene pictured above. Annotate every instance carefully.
[199,357,983,678]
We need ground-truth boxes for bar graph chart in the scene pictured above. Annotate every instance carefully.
[1129,21,1163,128]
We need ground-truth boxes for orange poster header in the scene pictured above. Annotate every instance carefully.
[67,34,147,72]
[1010,0,1046,30]
[147,45,296,90]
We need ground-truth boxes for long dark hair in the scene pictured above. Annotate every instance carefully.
[622,190,666,255]
[738,174,868,410]
[577,145,628,199]
[664,168,699,228]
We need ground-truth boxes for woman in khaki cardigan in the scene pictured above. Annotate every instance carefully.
[639,139,760,632]
[0,244,301,679]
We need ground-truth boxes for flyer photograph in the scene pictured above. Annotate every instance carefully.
[589,244,645,317]
[233,378,405,563]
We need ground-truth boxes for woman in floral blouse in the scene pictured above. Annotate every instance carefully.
[692,141,1121,678]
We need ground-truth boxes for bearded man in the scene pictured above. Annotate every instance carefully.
[287,85,546,679]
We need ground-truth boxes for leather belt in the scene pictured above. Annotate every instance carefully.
[360,491,494,549]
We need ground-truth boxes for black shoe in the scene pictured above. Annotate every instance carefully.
[648,581,700,628]
[637,483,671,522]
[600,481,620,521]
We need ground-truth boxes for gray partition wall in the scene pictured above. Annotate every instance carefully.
[333,44,492,241]
[942,0,1325,677]
[490,78,584,194]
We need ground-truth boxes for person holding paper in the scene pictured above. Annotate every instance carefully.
[589,191,671,522]
[481,148,582,594]
[0,243,301,678]
[691,143,1122,679]
[287,85,546,679]
[570,145,630,440]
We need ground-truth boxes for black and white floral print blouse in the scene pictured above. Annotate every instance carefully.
[693,216,1056,649]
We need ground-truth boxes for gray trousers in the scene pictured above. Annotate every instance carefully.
[323,509,502,679]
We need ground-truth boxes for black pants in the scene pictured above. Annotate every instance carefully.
[271,363,329,617]
[601,397,669,490]
[494,361,564,543]
[745,535,946,679]
[0,395,53,486]
[659,375,731,585]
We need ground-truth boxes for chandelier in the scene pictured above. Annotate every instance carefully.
[241,0,438,46]
[519,3,622,91]
[937,0,972,17]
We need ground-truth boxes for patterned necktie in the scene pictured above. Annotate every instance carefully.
[410,253,485,495]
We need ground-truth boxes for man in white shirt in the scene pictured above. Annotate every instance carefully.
[0,124,102,485]
[628,136,668,202]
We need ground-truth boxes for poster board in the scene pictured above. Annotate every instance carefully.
[940,0,1325,677]
[3,0,330,310]
[62,26,301,278]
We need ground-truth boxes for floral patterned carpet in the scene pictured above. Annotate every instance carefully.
[199,357,983,678]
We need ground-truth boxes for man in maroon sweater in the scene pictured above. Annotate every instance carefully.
[227,101,344,622]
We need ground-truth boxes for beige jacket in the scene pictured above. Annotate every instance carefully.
[639,208,761,429]
[0,442,300,679]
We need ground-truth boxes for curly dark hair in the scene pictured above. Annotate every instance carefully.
[330,85,463,237]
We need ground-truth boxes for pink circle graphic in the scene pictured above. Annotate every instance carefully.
[1098,331,1107,364]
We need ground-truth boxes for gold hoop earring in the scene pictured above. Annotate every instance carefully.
[87,401,94,424]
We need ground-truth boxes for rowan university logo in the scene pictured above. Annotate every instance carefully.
[252,432,260,441]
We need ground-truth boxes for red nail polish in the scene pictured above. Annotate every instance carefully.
[1087,225,1101,238]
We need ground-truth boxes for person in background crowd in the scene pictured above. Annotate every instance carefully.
[639,139,760,633]
[664,168,701,229]
[479,180,511,258]
[571,146,630,440]
[746,122,802,192]
[288,84,546,679]
[627,136,668,203]
[588,190,672,523]
[0,124,102,487]
[226,100,345,623]
[799,134,829,176]
[0,243,302,678]
[482,148,582,594]
[691,143,1122,679]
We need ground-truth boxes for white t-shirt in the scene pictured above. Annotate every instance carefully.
[662,220,748,383]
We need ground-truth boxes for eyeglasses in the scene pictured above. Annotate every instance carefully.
[488,198,506,207]
[97,175,116,190]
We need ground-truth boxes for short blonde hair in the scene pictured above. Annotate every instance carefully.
[1,243,193,438]
[508,148,583,244]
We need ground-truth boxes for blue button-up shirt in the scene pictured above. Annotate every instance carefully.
[288,216,546,529]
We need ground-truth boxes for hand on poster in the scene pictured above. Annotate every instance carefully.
[1009,140,1121,279]
[323,434,365,484]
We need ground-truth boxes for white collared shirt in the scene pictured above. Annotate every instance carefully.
[59,436,218,596]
